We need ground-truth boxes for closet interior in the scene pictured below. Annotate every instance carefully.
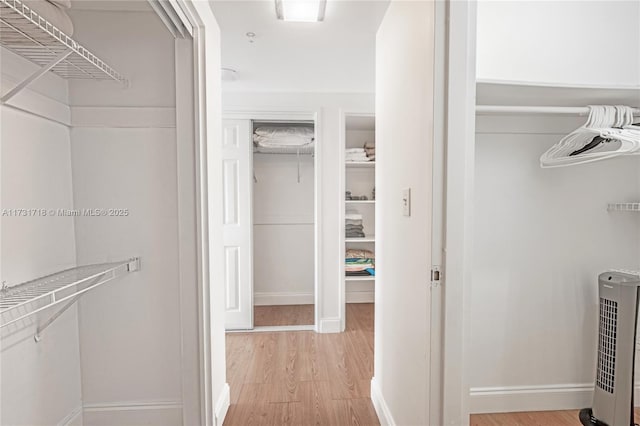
[1,1,193,424]
[470,81,640,413]
[343,114,376,319]
[252,120,316,327]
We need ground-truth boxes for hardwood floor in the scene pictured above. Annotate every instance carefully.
[254,304,315,327]
[471,409,640,425]
[225,303,378,425]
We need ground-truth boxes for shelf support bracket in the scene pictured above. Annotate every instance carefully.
[34,273,103,342]
[1,49,72,104]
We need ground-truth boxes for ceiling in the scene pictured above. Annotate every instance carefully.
[211,0,389,93]
[70,0,153,12]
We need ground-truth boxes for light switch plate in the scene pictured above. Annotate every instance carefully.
[402,188,411,216]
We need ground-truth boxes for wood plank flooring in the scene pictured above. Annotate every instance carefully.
[225,303,378,425]
[254,304,315,327]
[471,409,640,425]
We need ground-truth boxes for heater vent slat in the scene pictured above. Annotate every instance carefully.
[596,298,618,394]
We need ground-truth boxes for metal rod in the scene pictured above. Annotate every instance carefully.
[476,105,640,116]
[1,49,72,103]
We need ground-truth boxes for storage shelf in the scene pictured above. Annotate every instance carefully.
[0,0,126,83]
[346,161,375,168]
[0,258,140,328]
[608,203,640,212]
[345,275,375,281]
[346,200,375,204]
[254,145,314,155]
[346,235,375,243]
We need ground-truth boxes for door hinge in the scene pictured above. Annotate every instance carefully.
[431,266,441,287]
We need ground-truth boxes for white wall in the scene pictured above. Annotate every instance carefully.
[476,1,640,87]
[223,92,374,330]
[470,114,640,413]
[66,9,184,424]
[253,153,315,305]
[1,52,82,425]
[373,2,434,425]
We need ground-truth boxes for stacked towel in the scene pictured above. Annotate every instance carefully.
[345,248,375,276]
[345,211,365,238]
[364,141,376,161]
[345,148,369,162]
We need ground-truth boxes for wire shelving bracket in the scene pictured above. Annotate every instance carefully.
[0,258,140,341]
[0,0,128,103]
[608,203,640,213]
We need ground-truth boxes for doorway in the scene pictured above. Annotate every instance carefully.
[222,113,321,331]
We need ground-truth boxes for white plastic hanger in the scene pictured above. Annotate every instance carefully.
[540,105,640,168]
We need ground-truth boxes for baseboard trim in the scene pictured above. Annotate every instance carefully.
[346,291,375,303]
[253,292,314,306]
[318,317,341,333]
[83,400,183,412]
[371,377,396,426]
[468,383,640,414]
[214,383,231,426]
[58,405,83,426]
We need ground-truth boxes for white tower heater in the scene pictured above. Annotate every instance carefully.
[580,271,640,426]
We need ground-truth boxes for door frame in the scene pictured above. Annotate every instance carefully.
[440,1,477,425]
[222,108,323,331]
[171,1,228,424]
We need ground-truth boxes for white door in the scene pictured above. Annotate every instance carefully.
[374,1,434,424]
[222,119,253,330]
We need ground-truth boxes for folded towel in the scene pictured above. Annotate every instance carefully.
[345,214,362,221]
[346,147,366,153]
[364,141,375,149]
[347,272,369,276]
[346,248,375,259]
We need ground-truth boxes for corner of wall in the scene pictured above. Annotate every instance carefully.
[370,377,396,426]
[214,383,231,426]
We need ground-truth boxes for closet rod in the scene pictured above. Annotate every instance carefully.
[476,105,640,116]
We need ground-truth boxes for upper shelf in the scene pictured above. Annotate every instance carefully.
[346,161,375,168]
[477,80,640,110]
[254,145,314,155]
[0,0,126,83]
[0,258,140,328]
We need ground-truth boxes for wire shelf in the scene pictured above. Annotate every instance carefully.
[608,203,640,212]
[0,258,139,328]
[254,145,315,155]
[0,0,126,83]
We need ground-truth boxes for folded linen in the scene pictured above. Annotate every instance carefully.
[346,148,366,153]
[346,248,375,259]
[345,213,362,221]
[255,126,314,138]
[347,272,372,277]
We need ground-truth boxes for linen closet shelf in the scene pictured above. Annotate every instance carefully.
[0,0,126,101]
[0,258,140,330]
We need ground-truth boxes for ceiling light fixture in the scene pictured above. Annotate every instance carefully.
[275,0,326,22]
